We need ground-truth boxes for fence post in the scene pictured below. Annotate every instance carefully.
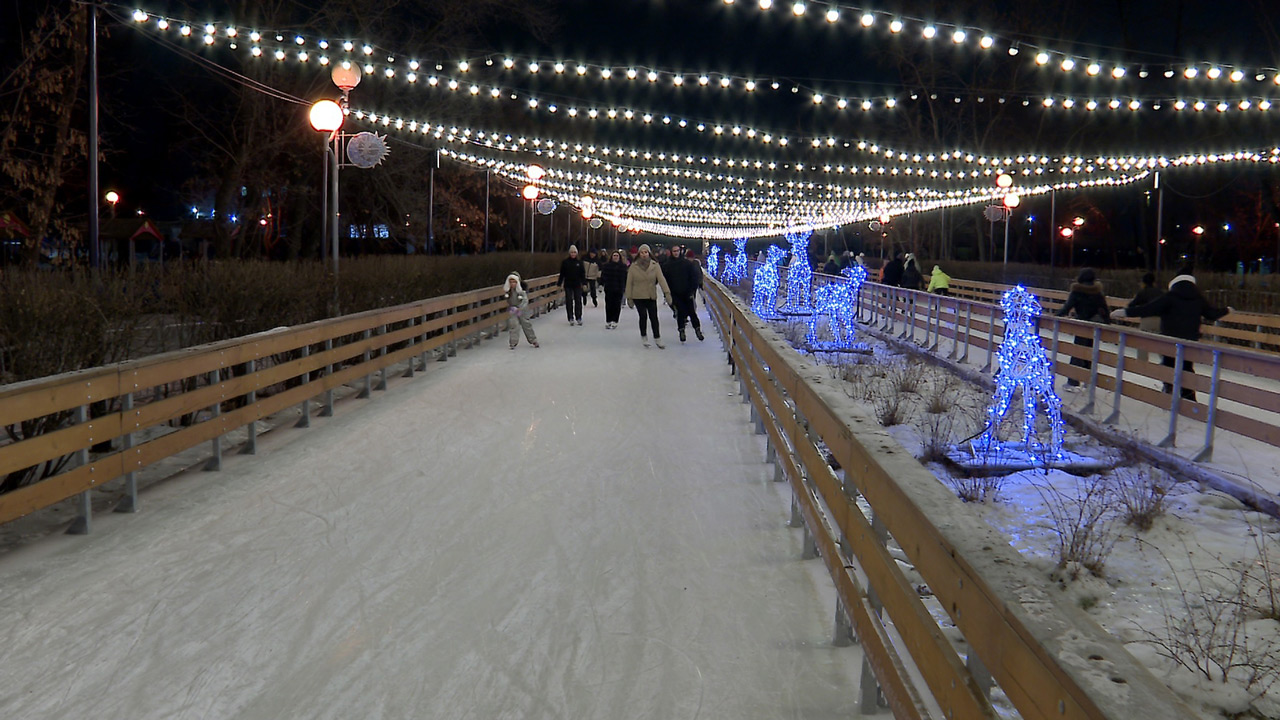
[1104,333,1127,425]
[204,369,223,471]
[899,292,912,340]
[960,302,973,363]
[437,309,452,362]
[403,315,417,378]
[321,338,336,417]
[418,312,430,372]
[375,324,389,391]
[66,404,93,535]
[242,359,259,453]
[1082,326,1102,414]
[358,329,373,398]
[1050,318,1062,382]
[296,346,311,428]
[1191,350,1224,462]
[115,391,139,513]
[1157,343,1187,448]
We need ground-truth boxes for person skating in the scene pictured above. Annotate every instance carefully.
[557,245,587,325]
[584,249,602,307]
[660,245,686,321]
[1127,272,1164,365]
[600,249,628,329]
[625,244,673,348]
[503,272,539,349]
[880,252,905,286]
[900,254,923,290]
[1111,267,1232,401]
[927,264,951,295]
[1056,268,1110,388]
[665,247,705,342]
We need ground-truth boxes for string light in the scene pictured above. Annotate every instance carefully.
[805,265,867,349]
[751,245,788,318]
[783,230,815,312]
[723,238,749,285]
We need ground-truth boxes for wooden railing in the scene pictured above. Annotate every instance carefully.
[702,276,1194,719]
[949,277,1280,354]
[0,276,559,531]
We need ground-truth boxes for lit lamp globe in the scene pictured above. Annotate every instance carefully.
[104,191,120,205]
[330,64,362,93]
[522,184,540,200]
[581,206,594,219]
[996,173,1014,188]
[1002,193,1022,209]
[526,164,546,182]
[309,100,344,132]
[1060,227,1074,238]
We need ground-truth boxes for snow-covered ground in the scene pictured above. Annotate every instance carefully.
[0,303,863,719]
[755,288,1280,720]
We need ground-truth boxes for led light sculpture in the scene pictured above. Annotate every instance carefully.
[707,245,722,278]
[805,265,868,349]
[782,229,815,313]
[723,237,749,285]
[750,245,788,319]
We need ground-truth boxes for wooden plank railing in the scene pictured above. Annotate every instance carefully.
[949,277,1280,354]
[0,276,559,530]
[702,275,1195,720]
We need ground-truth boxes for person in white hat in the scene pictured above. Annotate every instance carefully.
[625,244,673,348]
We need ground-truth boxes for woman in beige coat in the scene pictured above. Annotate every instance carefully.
[625,244,673,348]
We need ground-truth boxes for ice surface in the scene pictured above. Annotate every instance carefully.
[0,304,863,719]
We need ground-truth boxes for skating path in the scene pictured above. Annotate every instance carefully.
[0,302,862,719]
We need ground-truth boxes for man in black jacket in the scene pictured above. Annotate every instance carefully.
[1112,269,1232,401]
[663,246,705,342]
[880,252,905,287]
[557,245,587,325]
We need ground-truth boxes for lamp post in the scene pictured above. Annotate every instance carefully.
[1192,225,1205,268]
[523,184,540,253]
[309,63,361,277]
[104,191,119,219]
[1002,193,1021,267]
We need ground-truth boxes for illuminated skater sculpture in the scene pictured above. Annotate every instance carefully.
[782,230,814,313]
[722,237,748,286]
[805,265,868,350]
[970,286,1065,463]
[750,245,788,319]
[707,245,722,279]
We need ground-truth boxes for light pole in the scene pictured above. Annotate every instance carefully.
[523,184,539,253]
[309,63,361,277]
[1060,226,1075,266]
[1002,193,1021,267]
[1192,225,1205,268]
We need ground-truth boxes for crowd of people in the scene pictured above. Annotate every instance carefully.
[505,243,707,350]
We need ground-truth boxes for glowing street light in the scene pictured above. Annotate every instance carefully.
[526,164,546,182]
[308,99,344,133]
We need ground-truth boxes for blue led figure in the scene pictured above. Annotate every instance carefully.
[751,245,788,319]
[806,265,868,349]
[783,230,815,312]
[723,238,748,286]
[707,245,722,279]
[973,286,1065,460]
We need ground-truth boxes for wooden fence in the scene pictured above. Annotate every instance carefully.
[0,276,559,531]
[702,276,1194,719]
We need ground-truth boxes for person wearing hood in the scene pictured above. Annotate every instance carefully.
[1111,267,1232,401]
[557,245,587,326]
[823,253,840,276]
[927,265,951,295]
[625,244,673,348]
[880,252,905,286]
[1127,272,1164,365]
[1056,268,1110,388]
[599,249,629,329]
[583,249,602,308]
[900,254,923,290]
[502,272,539,349]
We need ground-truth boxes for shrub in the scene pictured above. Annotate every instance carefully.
[1030,474,1121,577]
[1111,465,1173,532]
[947,475,1006,503]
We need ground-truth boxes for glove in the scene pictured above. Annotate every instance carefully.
[627,299,634,309]
[1109,308,1126,321]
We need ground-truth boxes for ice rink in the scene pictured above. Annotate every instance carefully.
[0,301,864,719]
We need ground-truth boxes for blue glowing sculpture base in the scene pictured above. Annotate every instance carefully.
[946,443,1112,475]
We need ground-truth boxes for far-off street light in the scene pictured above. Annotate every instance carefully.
[309,99,344,133]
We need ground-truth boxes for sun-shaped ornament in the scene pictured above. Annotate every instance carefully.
[346,132,390,168]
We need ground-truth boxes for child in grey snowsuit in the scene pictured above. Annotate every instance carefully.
[504,272,539,349]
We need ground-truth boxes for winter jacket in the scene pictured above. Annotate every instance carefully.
[584,259,601,281]
[1124,276,1229,341]
[927,267,951,292]
[557,256,586,287]
[600,260,628,296]
[881,258,905,286]
[900,261,923,290]
[662,257,699,296]
[1130,286,1163,308]
[504,273,530,312]
[1058,282,1110,323]
[625,258,672,303]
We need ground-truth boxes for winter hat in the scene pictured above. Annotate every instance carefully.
[569,244,578,254]
[933,265,942,273]
[1169,273,1196,289]
[1077,268,1096,283]
[505,272,522,287]
[638,243,651,254]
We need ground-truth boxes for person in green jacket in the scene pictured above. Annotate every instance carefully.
[927,265,951,295]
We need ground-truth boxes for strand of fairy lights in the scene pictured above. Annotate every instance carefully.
[725,0,1280,88]
[118,4,1280,163]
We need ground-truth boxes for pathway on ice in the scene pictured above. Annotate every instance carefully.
[0,302,862,719]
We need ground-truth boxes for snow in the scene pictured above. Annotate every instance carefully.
[0,304,864,719]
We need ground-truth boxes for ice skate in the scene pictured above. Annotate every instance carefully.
[654,337,665,349]
[695,328,705,341]
[679,328,686,342]
[642,336,650,347]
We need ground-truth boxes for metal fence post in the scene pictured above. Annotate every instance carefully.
[1103,333,1127,425]
[296,346,312,428]
[437,309,451,362]
[1192,351,1224,462]
[67,404,93,535]
[1158,343,1187,448]
[321,338,335,417]
[204,369,223,471]
[960,302,973,363]
[403,315,417,378]
[242,359,259,453]
[358,329,373,398]
[115,392,139,513]
[1082,326,1103,414]
[982,304,997,373]
[375,324,389,391]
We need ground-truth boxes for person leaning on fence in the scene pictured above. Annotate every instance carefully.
[503,272,539,349]
[927,265,951,295]
[1111,268,1232,402]
[1056,268,1110,389]
[900,254,923,290]
[1126,272,1164,365]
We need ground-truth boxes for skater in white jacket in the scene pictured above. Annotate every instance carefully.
[504,272,539,349]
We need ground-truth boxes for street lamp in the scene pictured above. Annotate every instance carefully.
[310,64,364,276]
[309,99,343,269]
[1001,193,1021,266]
[104,191,120,219]
[523,184,540,253]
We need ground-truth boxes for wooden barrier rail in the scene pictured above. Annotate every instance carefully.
[849,278,1280,460]
[948,277,1280,354]
[703,276,1194,719]
[0,276,559,531]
